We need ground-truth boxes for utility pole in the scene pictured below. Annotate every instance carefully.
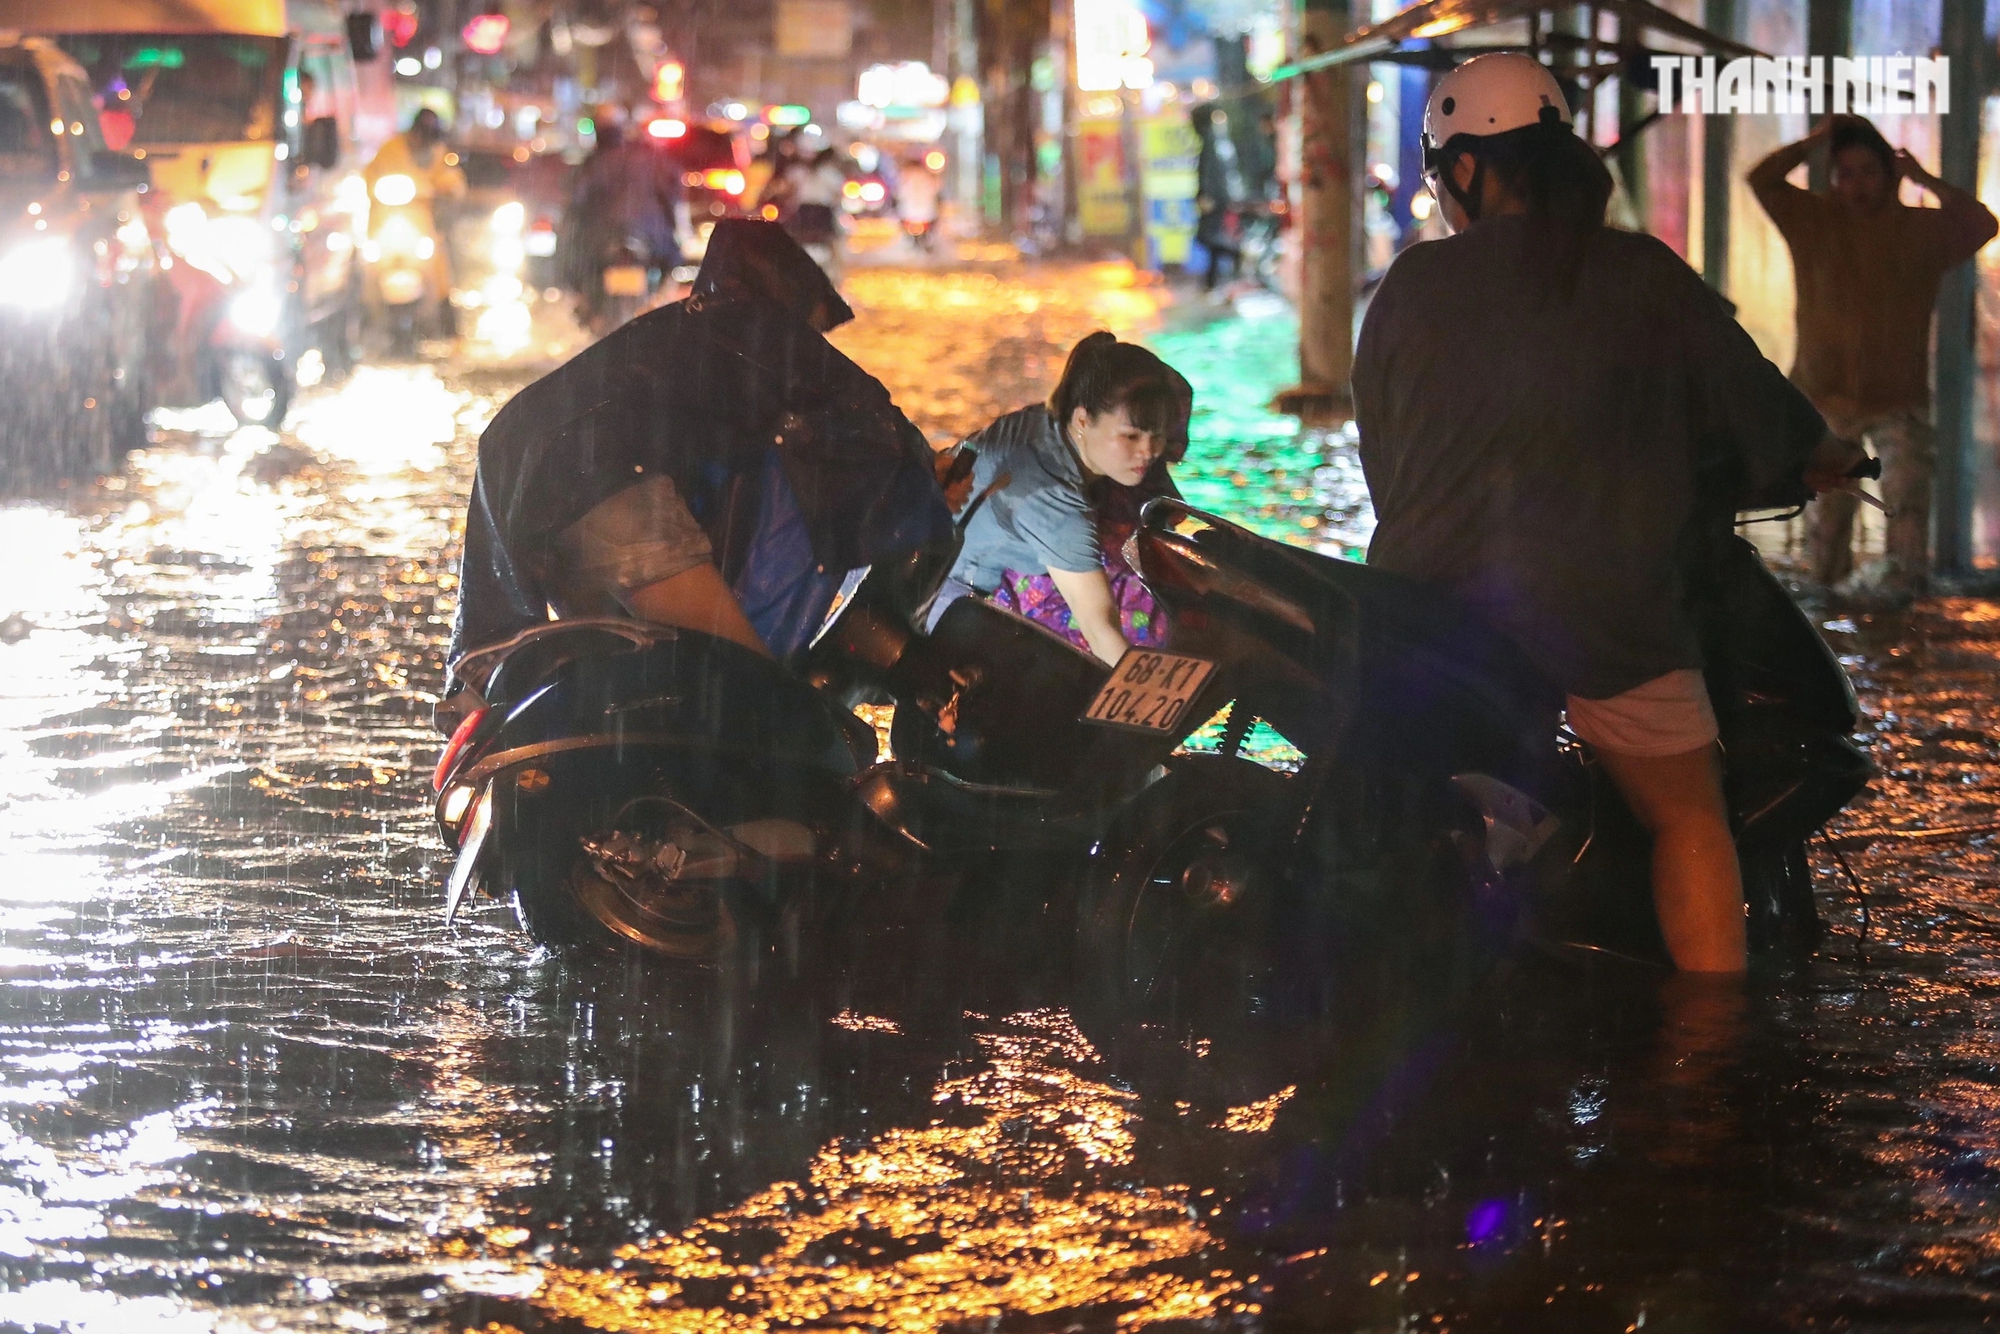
[1933,0,1988,580]
[1700,0,1734,290]
[1274,0,1357,424]
[1805,0,1849,194]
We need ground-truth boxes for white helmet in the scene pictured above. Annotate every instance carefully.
[1422,52,1572,153]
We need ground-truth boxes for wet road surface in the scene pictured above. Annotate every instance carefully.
[0,262,1996,1331]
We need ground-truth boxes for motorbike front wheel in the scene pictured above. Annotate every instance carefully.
[1073,754,1294,1047]
[218,350,292,429]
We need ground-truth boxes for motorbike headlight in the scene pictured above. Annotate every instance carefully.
[490,200,525,234]
[0,237,73,310]
[373,173,418,207]
[228,286,282,336]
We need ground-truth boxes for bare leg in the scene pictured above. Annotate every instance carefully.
[1808,487,1858,587]
[1593,744,1746,973]
[1875,413,1935,591]
[621,563,771,659]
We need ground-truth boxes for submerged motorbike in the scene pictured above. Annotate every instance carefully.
[429,525,1265,963]
[1072,496,1873,1046]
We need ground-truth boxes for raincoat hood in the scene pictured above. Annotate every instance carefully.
[691,219,854,329]
[447,285,947,681]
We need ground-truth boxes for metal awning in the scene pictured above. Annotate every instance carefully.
[1265,0,1765,84]
[0,0,287,37]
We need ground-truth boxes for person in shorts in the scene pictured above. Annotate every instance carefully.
[1352,55,1864,973]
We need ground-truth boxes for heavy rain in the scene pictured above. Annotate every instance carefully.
[0,0,1998,1331]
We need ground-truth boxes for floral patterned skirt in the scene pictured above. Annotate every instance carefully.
[986,489,1168,652]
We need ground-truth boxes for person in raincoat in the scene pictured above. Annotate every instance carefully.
[362,109,465,315]
[440,219,952,726]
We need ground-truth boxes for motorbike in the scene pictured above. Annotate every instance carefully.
[1070,494,1874,1049]
[428,502,1266,964]
[587,236,661,336]
[363,174,450,356]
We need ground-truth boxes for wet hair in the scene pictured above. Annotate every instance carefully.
[1049,332,1182,442]
[1441,118,1613,296]
[1830,116,1895,179]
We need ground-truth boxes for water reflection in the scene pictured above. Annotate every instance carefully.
[0,262,1989,1329]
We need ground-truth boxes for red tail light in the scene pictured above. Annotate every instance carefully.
[432,707,489,791]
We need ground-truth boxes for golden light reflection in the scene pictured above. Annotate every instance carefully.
[509,1009,1252,1330]
[1217,1084,1296,1134]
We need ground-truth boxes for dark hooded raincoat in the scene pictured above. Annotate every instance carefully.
[448,221,951,679]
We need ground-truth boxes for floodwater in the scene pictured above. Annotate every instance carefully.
[0,262,1995,1333]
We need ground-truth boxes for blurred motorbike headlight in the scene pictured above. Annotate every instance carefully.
[377,214,421,255]
[228,286,282,337]
[162,202,270,284]
[0,237,73,310]
[490,200,525,234]
[373,173,418,207]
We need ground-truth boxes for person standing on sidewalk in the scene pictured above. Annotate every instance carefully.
[1749,115,1996,600]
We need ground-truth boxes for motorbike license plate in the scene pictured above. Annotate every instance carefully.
[602,264,649,296]
[1081,649,1217,733]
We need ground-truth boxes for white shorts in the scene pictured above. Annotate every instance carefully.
[1565,668,1719,758]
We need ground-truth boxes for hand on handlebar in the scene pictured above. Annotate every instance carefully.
[1802,433,1873,495]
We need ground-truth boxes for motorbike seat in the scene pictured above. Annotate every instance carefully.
[468,618,679,707]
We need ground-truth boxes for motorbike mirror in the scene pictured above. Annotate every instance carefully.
[302,117,342,170]
[347,11,383,62]
[82,151,150,192]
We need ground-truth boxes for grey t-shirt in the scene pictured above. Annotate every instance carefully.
[948,405,1102,591]
[1353,215,1826,700]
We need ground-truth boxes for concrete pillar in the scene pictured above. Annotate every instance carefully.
[1275,0,1359,423]
[1933,0,1987,578]
[1805,0,1849,194]
[1700,0,1734,290]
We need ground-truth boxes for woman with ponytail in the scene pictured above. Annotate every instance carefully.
[931,331,1188,664]
[1353,53,1864,972]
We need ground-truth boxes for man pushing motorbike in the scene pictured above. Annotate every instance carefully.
[1354,55,1867,974]
[439,219,952,728]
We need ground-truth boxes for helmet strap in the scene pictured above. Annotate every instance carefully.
[1442,150,1486,223]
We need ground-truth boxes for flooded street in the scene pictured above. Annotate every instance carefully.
[0,261,1996,1332]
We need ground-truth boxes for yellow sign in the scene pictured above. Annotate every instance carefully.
[1077,117,1129,237]
[1139,114,1198,266]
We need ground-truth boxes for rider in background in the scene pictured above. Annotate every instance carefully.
[566,119,687,285]
[362,109,464,302]
[931,333,1187,665]
[1352,54,1865,974]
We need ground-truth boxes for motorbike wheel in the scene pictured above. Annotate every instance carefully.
[219,350,292,429]
[594,294,641,337]
[1073,755,1294,1046]
[489,762,743,964]
[1742,838,1822,953]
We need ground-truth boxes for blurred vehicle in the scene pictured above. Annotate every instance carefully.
[0,37,156,482]
[589,233,658,335]
[9,0,395,427]
[452,146,571,295]
[896,153,940,250]
[361,113,461,355]
[665,122,748,226]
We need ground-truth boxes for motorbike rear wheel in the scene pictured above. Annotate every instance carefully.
[492,774,741,963]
